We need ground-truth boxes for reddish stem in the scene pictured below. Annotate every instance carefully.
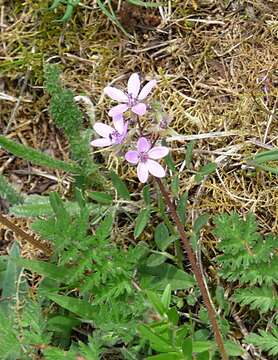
[156,179,228,360]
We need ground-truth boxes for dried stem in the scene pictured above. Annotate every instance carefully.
[0,214,52,256]
[156,178,228,360]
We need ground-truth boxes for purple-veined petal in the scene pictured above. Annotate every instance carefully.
[137,137,151,153]
[147,160,166,178]
[131,103,147,116]
[137,162,149,183]
[148,146,169,160]
[108,103,129,117]
[93,122,114,137]
[128,73,141,98]
[104,86,128,102]
[125,151,139,164]
[91,138,113,147]
[113,114,124,133]
[138,79,157,100]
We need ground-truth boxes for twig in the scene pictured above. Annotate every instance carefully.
[156,179,228,360]
[0,214,52,256]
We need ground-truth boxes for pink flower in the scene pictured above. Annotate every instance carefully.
[125,137,169,183]
[104,73,157,117]
[91,115,128,147]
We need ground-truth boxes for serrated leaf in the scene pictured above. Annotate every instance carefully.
[134,208,151,238]
[13,258,69,282]
[110,171,130,200]
[143,185,151,205]
[47,294,97,320]
[246,329,278,356]
[177,192,188,224]
[0,135,80,173]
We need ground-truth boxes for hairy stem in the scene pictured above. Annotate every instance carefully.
[0,214,52,256]
[156,179,228,360]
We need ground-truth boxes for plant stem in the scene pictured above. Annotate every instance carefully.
[0,214,52,256]
[156,178,228,360]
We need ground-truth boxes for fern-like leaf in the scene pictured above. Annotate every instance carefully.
[246,328,278,357]
[233,287,278,313]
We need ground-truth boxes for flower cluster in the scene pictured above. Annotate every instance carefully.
[91,73,169,183]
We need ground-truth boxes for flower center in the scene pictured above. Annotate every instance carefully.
[127,93,137,107]
[139,152,149,163]
[110,131,123,144]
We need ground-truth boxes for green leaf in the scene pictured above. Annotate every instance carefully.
[47,294,97,320]
[194,162,217,183]
[155,223,171,251]
[0,242,21,314]
[88,191,113,205]
[96,0,130,37]
[0,174,23,204]
[14,258,69,282]
[138,324,174,353]
[146,253,167,267]
[171,175,179,196]
[191,213,209,251]
[146,290,166,316]
[110,170,130,200]
[0,135,80,173]
[185,140,196,169]
[139,263,195,291]
[192,341,214,353]
[127,0,162,8]
[252,149,278,163]
[0,310,21,359]
[246,329,278,357]
[161,284,171,310]
[147,353,183,360]
[182,337,192,359]
[224,341,244,357]
[134,208,151,238]
[143,185,151,205]
[47,315,81,333]
[177,192,188,224]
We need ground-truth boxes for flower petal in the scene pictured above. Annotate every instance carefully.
[137,137,151,153]
[138,79,157,100]
[125,151,139,164]
[147,160,166,178]
[137,162,149,183]
[131,103,147,116]
[112,114,124,133]
[148,146,169,160]
[91,138,113,147]
[104,86,128,102]
[128,73,141,98]
[93,122,114,137]
[108,103,129,117]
